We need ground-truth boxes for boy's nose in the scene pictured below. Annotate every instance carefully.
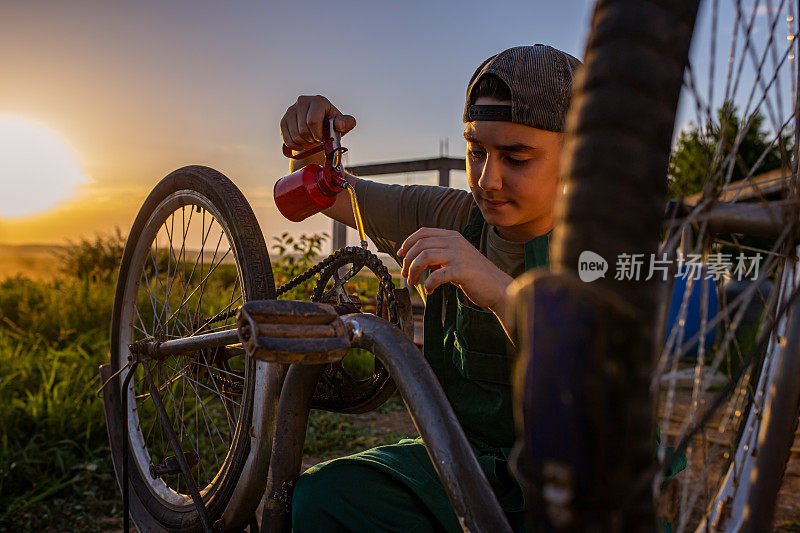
[477,156,503,191]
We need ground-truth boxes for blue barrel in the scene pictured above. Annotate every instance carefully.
[665,267,718,357]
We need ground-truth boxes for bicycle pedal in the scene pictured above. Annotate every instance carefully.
[150,452,200,478]
[237,300,350,364]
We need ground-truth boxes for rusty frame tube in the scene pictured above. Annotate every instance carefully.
[260,364,325,533]
[341,313,512,533]
[141,362,214,533]
[156,328,240,355]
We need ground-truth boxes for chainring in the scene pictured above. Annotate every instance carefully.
[309,247,400,413]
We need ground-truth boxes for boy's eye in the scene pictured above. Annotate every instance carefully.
[505,156,527,166]
[468,149,486,160]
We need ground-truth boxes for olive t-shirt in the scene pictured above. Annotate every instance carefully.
[354,180,526,280]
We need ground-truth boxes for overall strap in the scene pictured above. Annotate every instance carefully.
[462,205,485,248]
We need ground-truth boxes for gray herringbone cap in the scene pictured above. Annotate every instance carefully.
[463,45,582,132]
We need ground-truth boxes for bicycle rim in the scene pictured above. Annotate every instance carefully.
[110,166,274,529]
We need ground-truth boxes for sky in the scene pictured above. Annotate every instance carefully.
[0,0,595,248]
[1,1,793,251]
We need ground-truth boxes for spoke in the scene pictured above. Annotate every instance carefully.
[160,361,188,449]
[163,214,189,335]
[166,362,242,409]
[198,350,238,432]
[152,234,170,329]
[175,368,225,466]
[167,246,232,330]
[132,305,150,338]
[192,227,226,328]
[141,250,161,333]
[189,290,242,338]
[163,219,174,338]
[225,273,241,328]
[203,362,244,382]
[168,209,216,326]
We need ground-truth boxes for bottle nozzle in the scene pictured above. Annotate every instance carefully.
[343,181,368,249]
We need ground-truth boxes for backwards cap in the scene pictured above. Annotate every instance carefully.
[464,45,582,132]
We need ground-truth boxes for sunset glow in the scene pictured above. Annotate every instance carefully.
[0,117,87,219]
[0,1,591,246]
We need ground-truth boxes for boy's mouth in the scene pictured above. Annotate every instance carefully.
[483,198,509,207]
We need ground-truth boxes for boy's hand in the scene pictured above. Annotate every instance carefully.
[280,95,356,151]
[397,227,513,312]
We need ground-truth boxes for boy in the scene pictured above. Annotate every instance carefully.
[280,45,581,532]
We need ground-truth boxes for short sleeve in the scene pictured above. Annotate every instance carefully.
[354,179,475,265]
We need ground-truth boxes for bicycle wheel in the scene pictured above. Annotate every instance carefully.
[521,0,800,530]
[109,165,275,531]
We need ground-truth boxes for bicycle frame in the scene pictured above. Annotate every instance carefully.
[102,301,513,532]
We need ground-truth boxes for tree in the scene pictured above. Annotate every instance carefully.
[668,102,790,198]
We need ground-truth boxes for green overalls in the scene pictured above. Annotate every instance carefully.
[292,208,550,532]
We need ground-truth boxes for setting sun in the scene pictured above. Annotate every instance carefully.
[0,116,86,219]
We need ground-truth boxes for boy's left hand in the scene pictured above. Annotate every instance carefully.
[397,227,513,312]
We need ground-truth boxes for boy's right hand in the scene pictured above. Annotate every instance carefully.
[280,95,356,151]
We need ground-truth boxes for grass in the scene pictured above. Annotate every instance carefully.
[0,232,412,531]
[0,276,118,531]
[305,394,412,458]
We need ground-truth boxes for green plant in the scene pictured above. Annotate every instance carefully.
[781,519,800,532]
[668,102,790,198]
[56,228,126,283]
[271,232,328,299]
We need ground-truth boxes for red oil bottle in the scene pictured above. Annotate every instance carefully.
[273,163,344,222]
[274,117,368,249]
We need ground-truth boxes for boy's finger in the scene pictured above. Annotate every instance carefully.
[282,114,304,150]
[398,227,446,257]
[400,236,431,276]
[304,105,324,143]
[407,248,447,285]
[400,236,451,276]
[295,107,320,145]
[424,266,454,294]
[286,112,308,150]
[308,99,341,142]
[334,114,357,135]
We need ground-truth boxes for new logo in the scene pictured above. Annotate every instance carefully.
[578,251,608,282]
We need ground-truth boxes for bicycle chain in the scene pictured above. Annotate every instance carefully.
[202,247,398,327]
[288,246,397,324]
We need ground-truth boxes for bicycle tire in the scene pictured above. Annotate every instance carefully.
[108,165,275,531]
[519,0,800,530]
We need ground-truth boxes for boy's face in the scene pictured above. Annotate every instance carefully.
[464,96,563,242]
